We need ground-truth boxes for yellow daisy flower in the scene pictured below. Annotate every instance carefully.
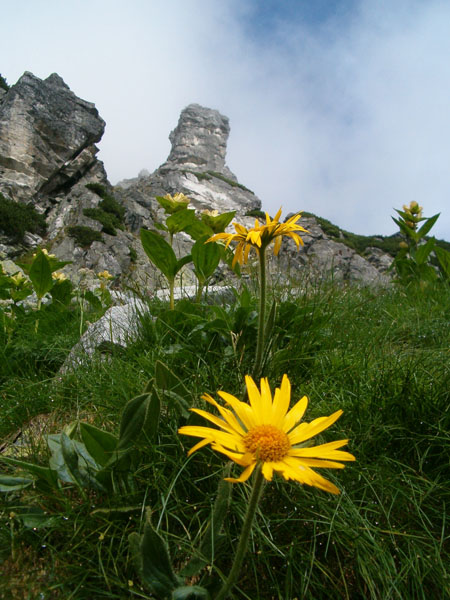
[179,375,355,494]
[207,208,308,267]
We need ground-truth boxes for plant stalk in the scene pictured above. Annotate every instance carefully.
[253,246,267,378]
[216,465,264,600]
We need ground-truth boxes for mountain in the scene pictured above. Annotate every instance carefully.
[0,71,392,287]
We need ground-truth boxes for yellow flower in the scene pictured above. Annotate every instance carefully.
[52,271,67,282]
[156,192,190,214]
[207,208,308,267]
[97,270,114,280]
[179,375,355,494]
[10,272,27,286]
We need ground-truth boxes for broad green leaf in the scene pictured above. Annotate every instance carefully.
[176,254,193,275]
[79,422,118,467]
[183,219,213,241]
[145,390,161,440]
[415,238,435,265]
[28,250,53,299]
[50,278,73,307]
[172,586,211,600]
[435,246,450,279]
[61,433,85,487]
[140,228,178,281]
[141,518,181,595]
[0,456,59,488]
[417,213,440,238]
[14,506,59,529]
[192,235,221,283]
[166,209,197,235]
[0,474,34,492]
[118,392,150,449]
[129,531,145,583]
[83,290,103,311]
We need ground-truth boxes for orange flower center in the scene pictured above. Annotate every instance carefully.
[243,425,290,462]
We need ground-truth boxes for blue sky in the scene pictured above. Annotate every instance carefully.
[2,0,450,240]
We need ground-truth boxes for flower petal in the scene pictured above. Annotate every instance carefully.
[282,395,308,433]
[225,462,256,483]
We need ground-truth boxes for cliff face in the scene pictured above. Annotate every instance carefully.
[0,72,106,203]
[0,72,391,286]
[115,103,261,234]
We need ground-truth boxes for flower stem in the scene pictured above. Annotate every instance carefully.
[216,466,264,600]
[253,246,267,378]
[169,278,175,310]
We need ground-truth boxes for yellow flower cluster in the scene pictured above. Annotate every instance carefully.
[208,208,308,266]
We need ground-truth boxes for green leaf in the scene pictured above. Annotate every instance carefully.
[0,474,34,492]
[140,518,181,595]
[79,422,118,467]
[140,228,178,281]
[176,254,193,274]
[183,219,213,241]
[166,209,197,235]
[50,278,73,307]
[60,433,85,487]
[14,506,59,529]
[0,456,59,488]
[201,210,235,233]
[417,213,440,238]
[83,290,103,311]
[172,586,211,600]
[415,238,435,265]
[118,392,151,449]
[435,246,450,279]
[28,250,53,300]
[145,390,161,440]
[192,235,221,283]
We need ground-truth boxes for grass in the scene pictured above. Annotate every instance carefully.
[0,277,449,599]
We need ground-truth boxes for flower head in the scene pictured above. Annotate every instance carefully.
[97,270,114,280]
[52,271,67,282]
[156,192,190,214]
[179,375,355,494]
[207,208,308,266]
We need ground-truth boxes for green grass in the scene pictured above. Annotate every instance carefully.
[0,280,449,599]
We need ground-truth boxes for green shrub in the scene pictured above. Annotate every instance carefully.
[85,183,125,220]
[84,184,125,235]
[66,225,103,248]
[245,209,266,220]
[0,193,47,243]
[83,208,121,236]
[0,74,8,91]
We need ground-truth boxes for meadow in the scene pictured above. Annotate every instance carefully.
[0,270,449,599]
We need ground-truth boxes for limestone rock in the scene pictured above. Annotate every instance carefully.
[116,103,261,228]
[0,72,105,203]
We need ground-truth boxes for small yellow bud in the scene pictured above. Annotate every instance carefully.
[399,241,408,249]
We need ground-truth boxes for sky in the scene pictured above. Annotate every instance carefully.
[2,0,450,240]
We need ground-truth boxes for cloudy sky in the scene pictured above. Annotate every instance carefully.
[2,0,450,239]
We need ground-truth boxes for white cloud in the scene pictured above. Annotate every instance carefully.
[1,0,449,239]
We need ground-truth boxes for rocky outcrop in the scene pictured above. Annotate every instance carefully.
[0,72,105,203]
[0,73,394,287]
[276,216,391,285]
[115,103,261,234]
